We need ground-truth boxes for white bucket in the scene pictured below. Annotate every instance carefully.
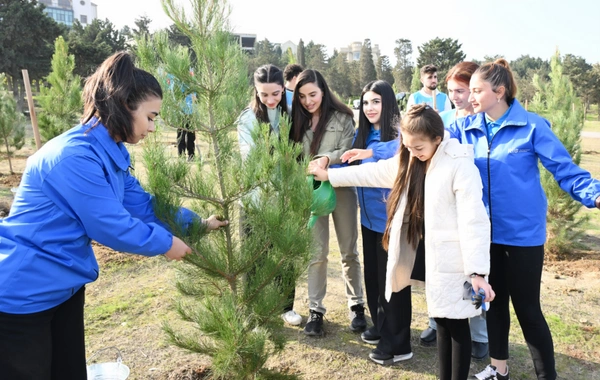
[86,347,130,380]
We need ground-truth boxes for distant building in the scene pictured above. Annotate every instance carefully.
[38,0,97,27]
[233,33,257,52]
[339,41,381,63]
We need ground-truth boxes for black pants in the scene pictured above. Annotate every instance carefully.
[362,226,412,355]
[487,243,557,380]
[0,287,86,380]
[434,317,471,380]
[177,128,196,159]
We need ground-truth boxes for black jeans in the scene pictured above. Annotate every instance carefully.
[487,243,557,380]
[0,286,87,380]
[177,128,196,159]
[435,317,471,380]
[362,226,412,355]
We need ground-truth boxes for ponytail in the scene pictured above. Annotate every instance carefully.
[474,58,517,104]
[82,51,162,142]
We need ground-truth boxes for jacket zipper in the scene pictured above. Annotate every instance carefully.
[359,187,372,229]
[486,130,496,243]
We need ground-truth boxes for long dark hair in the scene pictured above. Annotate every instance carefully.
[290,69,353,156]
[352,80,399,164]
[251,64,288,123]
[382,104,445,250]
[82,51,162,142]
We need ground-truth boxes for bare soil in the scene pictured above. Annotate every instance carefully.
[2,139,600,380]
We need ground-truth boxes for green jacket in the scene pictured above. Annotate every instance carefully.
[301,111,355,166]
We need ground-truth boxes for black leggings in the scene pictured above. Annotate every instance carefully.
[487,243,556,380]
[177,128,196,158]
[434,317,471,380]
[0,286,87,380]
[362,226,412,355]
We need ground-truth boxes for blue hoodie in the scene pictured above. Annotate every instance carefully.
[356,126,399,233]
[447,100,600,246]
[0,119,196,314]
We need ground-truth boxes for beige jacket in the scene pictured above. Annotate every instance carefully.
[329,132,490,319]
[300,111,355,163]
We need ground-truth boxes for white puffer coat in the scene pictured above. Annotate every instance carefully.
[329,132,490,319]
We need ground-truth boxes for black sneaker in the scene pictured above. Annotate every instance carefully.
[349,304,367,332]
[368,348,413,366]
[361,326,380,345]
[303,310,324,336]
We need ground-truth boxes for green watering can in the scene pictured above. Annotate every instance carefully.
[307,175,337,228]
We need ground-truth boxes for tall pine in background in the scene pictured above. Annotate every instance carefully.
[37,36,82,142]
[0,74,25,174]
[359,38,377,85]
[530,51,588,258]
[136,0,314,378]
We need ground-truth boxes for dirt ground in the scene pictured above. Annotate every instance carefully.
[2,140,600,379]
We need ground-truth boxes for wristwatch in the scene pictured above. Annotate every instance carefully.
[470,273,484,278]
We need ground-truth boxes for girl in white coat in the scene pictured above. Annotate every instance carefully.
[309,104,495,380]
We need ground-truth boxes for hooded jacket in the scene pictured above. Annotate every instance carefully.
[329,132,490,318]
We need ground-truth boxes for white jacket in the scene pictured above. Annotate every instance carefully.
[329,132,490,319]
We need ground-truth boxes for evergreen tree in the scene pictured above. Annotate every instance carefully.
[410,65,421,94]
[530,51,587,258]
[67,18,128,77]
[297,39,305,67]
[416,37,465,93]
[304,41,327,72]
[37,36,82,142]
[359,39,377,85]
[284,47,296,65]
[0,0,64,108]
[376,55,394,86]
[392,38,413,92]
[136,0,314,378]
[0,74,25,174]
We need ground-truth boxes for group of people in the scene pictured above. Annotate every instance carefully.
[1,49,599,380]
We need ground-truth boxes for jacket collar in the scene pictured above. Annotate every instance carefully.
[86,117,131,171]
[465,99,529,133]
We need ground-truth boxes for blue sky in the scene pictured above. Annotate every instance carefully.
[96,0,600,65]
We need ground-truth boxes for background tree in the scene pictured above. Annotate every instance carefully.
[0,74,25,174]
[530,51,588,258]
[359,39,377,85]
[284,47,296,65]
[37,36,82,142]
[304,41,327,72]
[410,65,421,94]
[136,0,314,378]
[376,55,394,86]
[67,19,128,78]
[297,39,305,67]
[509,55,550,104]
[562,54,595,116]
[591,64,600,120]
[248,38,281,74]
[416,37,466,93]
[392,38,413,92]
[327,50,353,101]
[0,0,64,109]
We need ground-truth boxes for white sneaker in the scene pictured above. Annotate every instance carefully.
[473,364,509,380]
[281,310,302,326]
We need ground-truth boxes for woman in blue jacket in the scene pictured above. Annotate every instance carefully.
[448,59,600,380]
[0,52,227,380]
[339,80,412,365]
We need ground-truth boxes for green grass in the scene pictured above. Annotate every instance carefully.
[583,104,600,132]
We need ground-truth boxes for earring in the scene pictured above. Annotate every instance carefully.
[497,98,500,103]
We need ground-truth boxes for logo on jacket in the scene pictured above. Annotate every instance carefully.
[508,148,531,154]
